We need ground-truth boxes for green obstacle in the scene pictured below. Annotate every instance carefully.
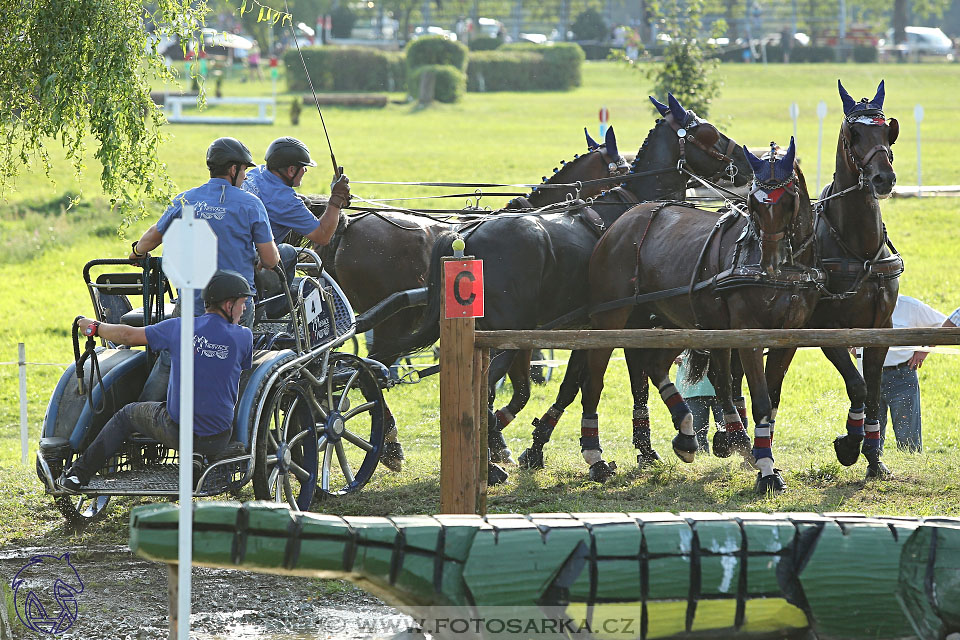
[129,502,960,639]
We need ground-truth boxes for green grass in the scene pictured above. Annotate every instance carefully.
[1,61,959,545]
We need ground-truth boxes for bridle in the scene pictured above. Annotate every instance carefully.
[664,112,739,183]
[818,109,896,207]
[599,148,631,177]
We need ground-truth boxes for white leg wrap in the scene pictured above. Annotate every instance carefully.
[679,412,695,436]
[582,449,603,465]
[757,457,775,476]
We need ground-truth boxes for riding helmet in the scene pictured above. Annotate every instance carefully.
[202,270,255,306]
[265,137,318,170]
[206,137,255,170]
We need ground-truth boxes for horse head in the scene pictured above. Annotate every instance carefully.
[647,93,752,187]
[744,138,802,275]
[837,79,898,198]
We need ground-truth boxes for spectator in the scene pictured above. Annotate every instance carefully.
[944,306,960,328]
[247,42,264,82]
[675,351,721,452]
[855,294,946,453]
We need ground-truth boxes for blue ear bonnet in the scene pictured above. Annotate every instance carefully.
[838,79,885,117]
[743,138,796,186]
[649,93,699,128]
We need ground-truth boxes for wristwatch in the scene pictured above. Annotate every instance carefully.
[83,321,100,337]
[131,241,145,257]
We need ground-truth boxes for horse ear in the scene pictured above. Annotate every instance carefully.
[667,93,686,124]
[742,145,764,177]
[605,126,618,159]
[838,79,856,116]
[649,95,670,116]
[873,79,885,110]
[584,127,599,150]
[887,117,899,145]
[778,137,797,181]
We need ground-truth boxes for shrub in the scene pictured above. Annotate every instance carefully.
[409,64,466,103]
[330,4,356,39]
[469,36,502,51]
[571,8,607,42]
[853,45,878,63]
[579,43,614,60]
[790,45,836,62]
[405,36,469,72]
[283,47,404,92]
[499,42,585,89]
[466,51,543,91]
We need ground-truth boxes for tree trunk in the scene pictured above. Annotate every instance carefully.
[893,0,907,44]
[725,0,739,41]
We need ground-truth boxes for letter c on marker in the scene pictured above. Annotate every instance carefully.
[454,271,476,306]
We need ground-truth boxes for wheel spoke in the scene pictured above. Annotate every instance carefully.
[283,475,297,511]
[317,434,327,450]
[335,441,355,484]
[267,430,279,452]
[269,467,281,502]
[306,389,328,420]
[341,429,373,452]
[320,441,333,491]
[287,428,311,448]
[280,396,300,440]
[325,366,335,413]
[343,401,375,421]
[338,369,361,411]
[266,454,278,465]
[289,461,311,483]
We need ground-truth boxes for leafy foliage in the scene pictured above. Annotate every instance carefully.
[571,7,607,41]
[409,64,466,103]
[329,3,357,38]
[500,43,586,90]
[405,35,469,72]
[284,47,405,92]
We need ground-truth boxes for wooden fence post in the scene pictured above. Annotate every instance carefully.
[439,257,479,514]
[474,346,489,515]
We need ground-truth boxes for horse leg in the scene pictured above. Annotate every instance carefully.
[639,350,697,463]
[821,346,870,469]
[381,404,404,472]
[580,347,617,482]
[489,350,533,464]
[518,350,588,470]
[486,349,519,484]
[861,346,892,479]
[763,347,797,449]
[708,349,750,459]
[739,347,785,495]
[623,348,661,467]
[730,353,748,436]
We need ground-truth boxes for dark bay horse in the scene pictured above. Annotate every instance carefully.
[581,139,821,492]
[740,80,901,480]
[304,127,629,471]
[382,93,753,482]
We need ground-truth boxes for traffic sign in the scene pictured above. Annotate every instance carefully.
[444,260,484,319]
[161,205,218,290]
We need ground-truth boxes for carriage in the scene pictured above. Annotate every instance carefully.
[35,250,393,527]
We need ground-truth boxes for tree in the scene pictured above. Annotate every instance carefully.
[571,7,608,41]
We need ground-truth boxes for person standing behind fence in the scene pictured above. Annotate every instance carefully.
[854,294,946,453]
[247,42,263,82]
[675,351,722,453]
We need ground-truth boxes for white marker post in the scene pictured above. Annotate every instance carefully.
[789,103,799,147]
[18,342,28,464]
[816,100,828,194]
[914,104,924,197]
[161,204,218,640]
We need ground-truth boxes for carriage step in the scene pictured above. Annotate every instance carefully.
[83,462,243,494]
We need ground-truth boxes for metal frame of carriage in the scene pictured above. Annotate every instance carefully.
[36,249,394,528]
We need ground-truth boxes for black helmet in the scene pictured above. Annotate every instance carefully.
[202,270,255,306]
[265,137,317,170]
[206,137,255,170]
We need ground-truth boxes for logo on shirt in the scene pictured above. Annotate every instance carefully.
[245,180,261,196]
[193,200,227,221]
[194,335,230,360]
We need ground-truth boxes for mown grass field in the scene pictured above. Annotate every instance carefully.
[1,61,959,546]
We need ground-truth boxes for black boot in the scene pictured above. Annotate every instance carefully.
[588,460,617,482]
[754,471,786,495]
[833,434,864,467]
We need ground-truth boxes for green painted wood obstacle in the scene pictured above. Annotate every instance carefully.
[129,503,960,639]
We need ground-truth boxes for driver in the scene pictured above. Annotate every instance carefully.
[242,137,350,314]
[57,271,255,492]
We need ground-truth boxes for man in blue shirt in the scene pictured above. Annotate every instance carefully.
[58,271,256,491]
[129,137,280,328]
[242,137,350,314]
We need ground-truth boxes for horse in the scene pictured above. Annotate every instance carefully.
[731,80,901,481]
[580,137,821,492]
[302,126,630,471]
[382,92,753,482]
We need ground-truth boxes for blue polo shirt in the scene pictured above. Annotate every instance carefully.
[157,178,274,316]
[144,314,254,436]
[242,165,321,244]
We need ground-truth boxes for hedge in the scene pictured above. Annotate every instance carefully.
[409,64,465,103]
[283,47,405,93]
[469,36,502,51]
[475,42,584,90]
[405,36,469,72]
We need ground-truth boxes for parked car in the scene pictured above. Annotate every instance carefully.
[879,26,955,61]
[412,25,458,41]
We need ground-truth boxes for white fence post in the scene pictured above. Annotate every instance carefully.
[914,104,924,197]
[18,343,28,465]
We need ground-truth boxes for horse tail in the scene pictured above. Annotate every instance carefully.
[684,349,710,384]
[368,230,457,363]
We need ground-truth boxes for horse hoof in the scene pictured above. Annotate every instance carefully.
[833,434,863,467]
[731,430,752,454]
[488,463,509,486]
[588,460,617,483]
[712,431,733,458]
[672,434,698,463]
[637,448,662,469]
[490,447,515,465]
[865,461,892,480]
[381,442,405,473]
[518,447,544,470]
[755,471,786,495]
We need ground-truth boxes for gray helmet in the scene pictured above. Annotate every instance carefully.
[265,137,317,170]
[206,137,255,170]
[202,270,255,306]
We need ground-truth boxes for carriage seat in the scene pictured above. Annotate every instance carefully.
[120,303,178,327]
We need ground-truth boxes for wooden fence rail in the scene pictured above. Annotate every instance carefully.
[441,325,960,516]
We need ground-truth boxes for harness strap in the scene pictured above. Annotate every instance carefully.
[578,206,606,237]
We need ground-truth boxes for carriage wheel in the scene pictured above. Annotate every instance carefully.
[310,353,385,498]
[55,495,111,530]
[253,380,319,510]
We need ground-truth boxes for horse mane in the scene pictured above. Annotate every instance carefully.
[587,120,663,202]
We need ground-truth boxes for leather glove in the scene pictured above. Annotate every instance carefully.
[328,168,351,209]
